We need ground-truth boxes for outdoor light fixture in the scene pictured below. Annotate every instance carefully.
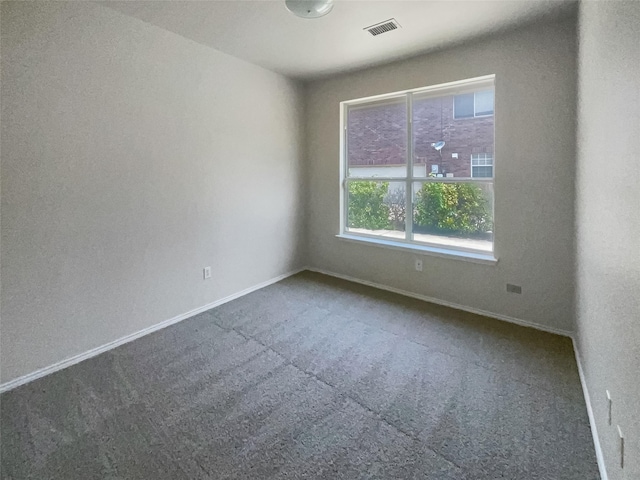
[285,0,334,19]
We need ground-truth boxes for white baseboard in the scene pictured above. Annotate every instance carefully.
[2,264,604,480]
[0,265,574,392]
[307,267,604,476]
[0,267,305,394]
[307,267,573,338]
[573,339,608,480]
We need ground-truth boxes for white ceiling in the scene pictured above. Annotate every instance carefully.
[103,0,576,80]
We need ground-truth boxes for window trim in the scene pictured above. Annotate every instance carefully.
[335,233,498,264]
[340,75,496,260]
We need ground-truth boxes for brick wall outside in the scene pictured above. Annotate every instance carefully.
[347,94,494,178]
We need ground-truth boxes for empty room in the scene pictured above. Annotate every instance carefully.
[1,1,638,479]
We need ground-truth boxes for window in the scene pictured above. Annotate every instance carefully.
[453,93,474,119]
[341,75,495,257]
[454,89,494,118]
[474,90,494,116]
[471,153,494,178]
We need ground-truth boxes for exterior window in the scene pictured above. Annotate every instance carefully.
[471,153,494,178]
[454,89,494,118]
[342,75,495,255]
[453,93,474,118]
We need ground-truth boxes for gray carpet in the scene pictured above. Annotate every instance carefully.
[0,271,599,479]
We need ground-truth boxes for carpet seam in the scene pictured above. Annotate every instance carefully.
[339,312,578,400]
[247,299,580,403]
[1,274,597,479]
[207,281,574,402]
[218,316,465,472]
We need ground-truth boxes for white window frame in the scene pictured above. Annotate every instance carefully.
[453,90,495,119]
[471,153,494,178]
[339,75,496,262]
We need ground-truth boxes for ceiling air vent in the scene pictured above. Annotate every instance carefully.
[364,18,401,37]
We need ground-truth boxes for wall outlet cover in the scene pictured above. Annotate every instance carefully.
[506,283,522,294]
[203,267,212,279]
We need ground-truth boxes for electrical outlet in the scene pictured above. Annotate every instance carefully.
[415,259,423,272]
[203,266,212,279]
[506,283,522,294]
[617,425,624,469]
[606,390,612,425]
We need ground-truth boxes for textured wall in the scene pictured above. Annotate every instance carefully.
[306,19,577,333]
[576,2,640,479]
[1,1,305,383]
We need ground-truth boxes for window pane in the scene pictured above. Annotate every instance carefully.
[472,166,493,178]
[347,181,406,239]
[347,98,407,178]
[475,89,494,116]
[415,92,494,179]
[413,94,447,179]
[472,153,490,165]
[412,181,493,252]
[453,93,474,119]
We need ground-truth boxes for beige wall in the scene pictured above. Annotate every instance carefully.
[0,1,305,383]
[305,19,577,333]
[576,2,640,479]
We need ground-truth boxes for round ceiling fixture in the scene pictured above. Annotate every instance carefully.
[285,0,334,19]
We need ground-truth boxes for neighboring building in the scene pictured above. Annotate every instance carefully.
[347,89,494,178]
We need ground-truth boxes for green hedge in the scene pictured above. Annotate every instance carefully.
[348,180,492,236]
[414,182,492,235]
[347,181,390,230]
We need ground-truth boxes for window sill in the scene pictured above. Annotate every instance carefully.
[336,234,498,265]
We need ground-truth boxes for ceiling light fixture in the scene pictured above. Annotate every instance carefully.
[285,0,334,19]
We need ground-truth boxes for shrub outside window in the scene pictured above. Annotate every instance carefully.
[341,75,495,255]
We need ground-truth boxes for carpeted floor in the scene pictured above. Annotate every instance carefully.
[0,271,599,479]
